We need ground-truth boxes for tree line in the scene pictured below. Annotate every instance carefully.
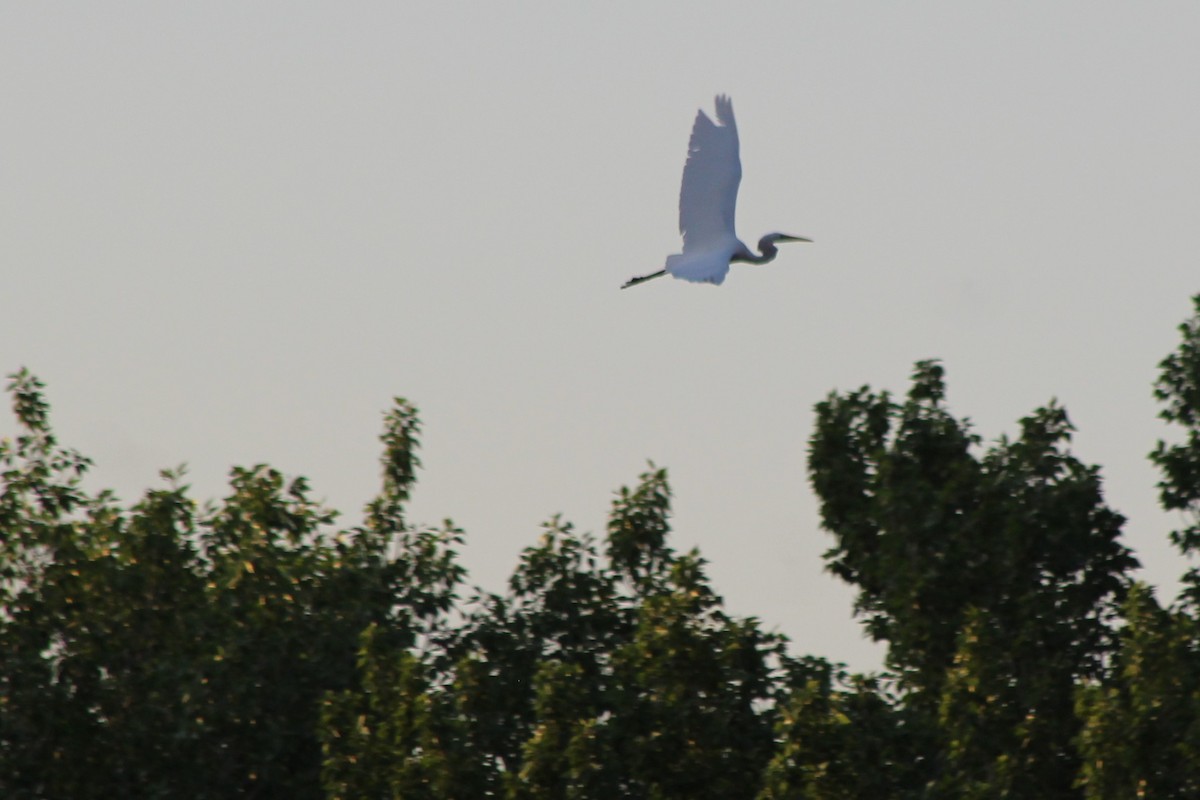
[4,298,1200,797]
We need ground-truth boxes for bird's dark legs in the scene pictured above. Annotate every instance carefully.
[620,270,667,289]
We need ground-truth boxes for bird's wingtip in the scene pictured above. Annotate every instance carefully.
[713,95,734,125]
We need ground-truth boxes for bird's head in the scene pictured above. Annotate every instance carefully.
[752,233,812,261]
[732,232,813,265]
[761,233,812,247]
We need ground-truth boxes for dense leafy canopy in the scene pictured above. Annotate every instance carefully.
[5,295,1200,798]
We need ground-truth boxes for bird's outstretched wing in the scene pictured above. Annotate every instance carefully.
[678,95,741,252]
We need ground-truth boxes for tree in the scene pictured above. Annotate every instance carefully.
[1074,294,1200,798]
[321,465,790,799]
[10,293,1200,798]
[0,373,456,798]
[758,663,917,800]
[808,360,1137,796]
[1075,583,1200,799]
[1151,294,1200,593]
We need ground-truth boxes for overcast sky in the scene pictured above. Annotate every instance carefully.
[3,3,1199,671]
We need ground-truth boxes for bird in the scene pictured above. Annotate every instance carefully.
[622,95,810,289]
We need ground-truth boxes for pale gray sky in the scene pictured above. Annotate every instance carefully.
[3,3,1199,671]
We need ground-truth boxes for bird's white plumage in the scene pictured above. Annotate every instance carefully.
[665,247,734,285]
[678,95,741,253]
[620,94,807,290]
[665,95,744,285]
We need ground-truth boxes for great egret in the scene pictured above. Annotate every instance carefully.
[622,95,810,289]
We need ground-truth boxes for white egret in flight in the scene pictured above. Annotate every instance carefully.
[622,95,810,289]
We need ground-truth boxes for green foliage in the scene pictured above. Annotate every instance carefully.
[323,467,790,799]
[1152,294,1200,572]
[808,359,1137,795]
[320,625,491,799]
[7,292,1200,797]
[0,384,457,798]
[759,663,920,799]
[1075,584,1200,799]
[1072,294,1200,797]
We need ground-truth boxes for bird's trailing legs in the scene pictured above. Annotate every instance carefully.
[621,270,666,289]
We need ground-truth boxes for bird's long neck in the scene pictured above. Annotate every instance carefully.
[731,239,779,265]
